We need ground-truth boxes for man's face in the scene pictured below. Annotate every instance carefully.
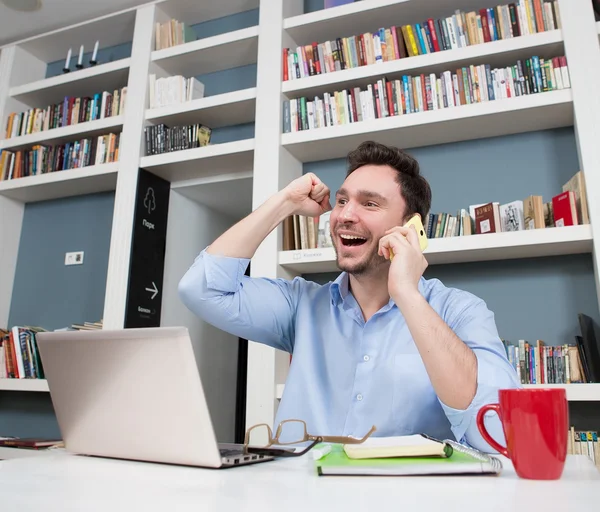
[330,165,407,276]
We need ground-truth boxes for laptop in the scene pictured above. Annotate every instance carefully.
[35,326,274,468]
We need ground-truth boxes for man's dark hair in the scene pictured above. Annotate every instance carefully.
[346,141,432,221]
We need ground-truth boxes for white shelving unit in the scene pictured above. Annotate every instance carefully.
[1,0,600,449]
[0,379,49,392]
[0,163,119,203]
[9,58,131,106]
[279,225,593,273]
[151,26,259,77]
[0,116,124,151]
[283,30,564,98]
[282,89,574,161]
[145,87,257,128]
[0,447,57,459]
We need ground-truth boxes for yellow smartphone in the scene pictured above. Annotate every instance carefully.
[404,214,429,252]
[389,215,428,260]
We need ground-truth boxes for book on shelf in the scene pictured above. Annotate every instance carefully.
[4,87,127,139]
[501,313,600,384]
[283,212,333,251]
[282,54,570,133]
[0,132,121,180]
[148,74,205,109]
[144,123,211,155]
[0,326,46,380]
[154,18,196,51]
[283,0,561,81]
[428,170,588,239]
[568,428,600,469]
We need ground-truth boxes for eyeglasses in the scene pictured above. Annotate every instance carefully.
[244,419,376,457]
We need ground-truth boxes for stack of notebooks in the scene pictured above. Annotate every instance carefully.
[315,434,502,476]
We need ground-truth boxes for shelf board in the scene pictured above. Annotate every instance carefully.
[9,59,131,107]
[278,225,593,273]
[0,116,124,152]
[523,384,600,401]
[140,139,254,183]
[0,163,119,203]
[0,379,49,392]
[281,89,574,162]
[146,88,256,128]
[276,383,600,401]
[284,0,503,46]
[283,30,564,99]
[151,26,259,77]
[172,171,253,220]
[15,10,136,64]
[158,0,260,27]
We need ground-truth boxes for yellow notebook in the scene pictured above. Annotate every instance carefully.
[343,434,453,459]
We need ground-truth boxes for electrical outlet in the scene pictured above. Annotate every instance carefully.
[65,251,84,266]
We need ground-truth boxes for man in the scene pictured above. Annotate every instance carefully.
[178,141,521,452]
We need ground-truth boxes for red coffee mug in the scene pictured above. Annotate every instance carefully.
[476,388,568,480]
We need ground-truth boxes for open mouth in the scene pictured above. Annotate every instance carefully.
[340,234,367,247]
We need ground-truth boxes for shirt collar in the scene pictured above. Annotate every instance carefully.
[330,273,429,307]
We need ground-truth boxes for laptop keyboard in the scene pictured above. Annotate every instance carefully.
[219,447,243,458]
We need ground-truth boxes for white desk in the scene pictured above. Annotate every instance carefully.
[1,452,599,511]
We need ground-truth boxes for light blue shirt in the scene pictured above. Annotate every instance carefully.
[178,249,522,452]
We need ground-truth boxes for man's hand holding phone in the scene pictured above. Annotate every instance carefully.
[378,214,429,305]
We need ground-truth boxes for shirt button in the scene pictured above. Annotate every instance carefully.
[356,394,363,401]
[363,355,370,361]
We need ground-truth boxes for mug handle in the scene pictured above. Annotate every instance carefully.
[476,404,509,458]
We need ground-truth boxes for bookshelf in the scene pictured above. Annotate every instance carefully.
[0,0,599,454]
[145,87,257,127]
[0,379,48,392]
[279,224,593,273]
[283,29,564,97]
[282,89,574,161]
[9,58,131,106]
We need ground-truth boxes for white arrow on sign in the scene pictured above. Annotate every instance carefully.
[145,282,159,300]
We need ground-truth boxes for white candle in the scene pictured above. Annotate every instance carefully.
[92,41,99,62]
[78,45,84,66]
[65,48,71,68]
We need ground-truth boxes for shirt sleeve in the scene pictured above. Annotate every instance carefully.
[438,294,522,453]
[178,248,303,353]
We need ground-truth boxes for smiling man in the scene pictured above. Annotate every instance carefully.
[178,140,520,452]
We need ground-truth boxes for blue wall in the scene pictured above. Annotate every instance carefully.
[8,192,114,330]
[304,127,600,347]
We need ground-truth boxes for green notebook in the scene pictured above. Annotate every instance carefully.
[315,439,503,476]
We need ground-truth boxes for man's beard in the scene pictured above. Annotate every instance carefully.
[333,240,388,276]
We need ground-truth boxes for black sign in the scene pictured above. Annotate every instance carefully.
[124,168,170,328]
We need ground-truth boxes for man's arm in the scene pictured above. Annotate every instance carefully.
[178,173,331,352]
[379,225,521,451]
[206,172,331,258]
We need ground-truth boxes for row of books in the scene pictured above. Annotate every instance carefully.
[148,74,205,109]
[502,340,586,384]
[0,327,45,380]
[4,87,127,139]
[282,54,570,133]
[144,123,211,156]
[283,0,561,81]
[154,18,196,51]
[502,313,600,384]
[281,170,587,252]
[0,132,121,180]
[0,319,104,380]
[568,428,600,468]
